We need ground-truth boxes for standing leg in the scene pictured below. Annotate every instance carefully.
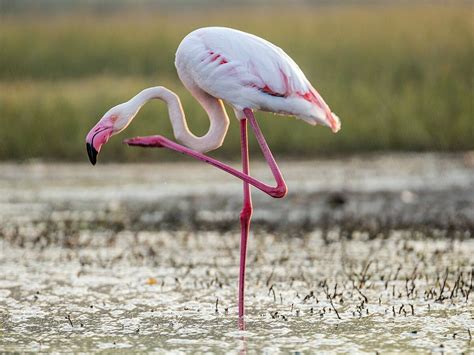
[125,109,287,327]
[238,118,252,329]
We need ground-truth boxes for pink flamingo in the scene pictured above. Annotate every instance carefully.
[85,27,340,325]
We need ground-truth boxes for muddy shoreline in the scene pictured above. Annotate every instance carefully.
[0,153,473,353]
[1,153,472,240]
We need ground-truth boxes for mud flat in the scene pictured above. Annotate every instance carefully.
[0,153,473,352]
[0,152,473,234]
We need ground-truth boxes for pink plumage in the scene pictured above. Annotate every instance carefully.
[85,27,341,327]
[176,27,340,132]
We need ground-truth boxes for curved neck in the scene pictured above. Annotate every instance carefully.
[128,86,229,153]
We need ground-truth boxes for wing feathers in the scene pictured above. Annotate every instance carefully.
[175,26,339,131]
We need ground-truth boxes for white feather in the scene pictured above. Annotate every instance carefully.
[175,27,340,132]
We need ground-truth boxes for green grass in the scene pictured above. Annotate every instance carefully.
[0,4,472,162]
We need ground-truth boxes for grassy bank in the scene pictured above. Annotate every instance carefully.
[0,4,472,161]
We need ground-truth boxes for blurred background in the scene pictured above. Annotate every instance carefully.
[1,0,472,161]
[1,1,473,353]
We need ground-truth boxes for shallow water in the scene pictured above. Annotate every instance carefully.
[0,154,473,352]
[1,231,473,353]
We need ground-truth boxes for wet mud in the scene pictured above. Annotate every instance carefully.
[0,153,473,352]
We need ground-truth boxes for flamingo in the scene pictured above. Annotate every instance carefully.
[85,26,341,326]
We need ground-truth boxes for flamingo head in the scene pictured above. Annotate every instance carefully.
[85,102,137,165]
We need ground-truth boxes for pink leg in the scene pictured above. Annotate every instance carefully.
[125,109,286,325]
[238,118,252,328]
[124,108,287,199]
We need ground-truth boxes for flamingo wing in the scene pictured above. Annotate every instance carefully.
[175,27,340,132]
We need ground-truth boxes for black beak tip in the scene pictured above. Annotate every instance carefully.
[86,142,98,166]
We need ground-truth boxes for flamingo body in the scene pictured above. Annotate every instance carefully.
[176,27,340,131]
[85,27,341,327]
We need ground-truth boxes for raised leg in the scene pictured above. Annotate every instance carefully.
[125,109,286,326]
[124,109,288,199]
[238,118,252,328]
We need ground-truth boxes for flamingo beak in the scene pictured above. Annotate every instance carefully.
[85,124,113,165]
[86,142,99,165]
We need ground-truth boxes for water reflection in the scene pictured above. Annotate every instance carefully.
[238,317,247,354]
[0,222,472,352]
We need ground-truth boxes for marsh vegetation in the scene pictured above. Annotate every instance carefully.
[1,4,472,161]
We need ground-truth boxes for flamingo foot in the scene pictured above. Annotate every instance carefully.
[123,136,164,148]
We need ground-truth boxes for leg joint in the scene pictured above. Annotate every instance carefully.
[240,206,253,221]
[269,184,288,199]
